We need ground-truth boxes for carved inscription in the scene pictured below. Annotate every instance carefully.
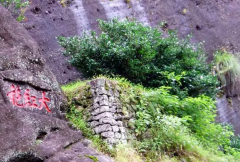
[7,84,51,113]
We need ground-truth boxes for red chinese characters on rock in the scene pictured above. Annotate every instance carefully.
[7,84,51,113]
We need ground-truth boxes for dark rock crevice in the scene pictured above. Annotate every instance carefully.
[7,154,43,162]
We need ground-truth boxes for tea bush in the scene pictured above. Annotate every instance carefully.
[58,18,219,98]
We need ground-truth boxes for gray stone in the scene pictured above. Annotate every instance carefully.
[107,89,114,96]
[99,118,118,126]
[121,133,126,140]
[116,103,122,109]
[110,106,117,113]
[112,126,119,132]
[115,133,122,139]
[119,127,126,133]
[92,106,110,116]
[94,124,112,134]
[90,121,99,128]
[114,90,120,97]
[108,101,113,107]
[109,96,115,103]
[93,96,101,104]
[96,79,106,87]
[106,138,118,144]
[96,87,107,95]
[117,121,123,127]
[100,95,108,101]
[90,89,95,95]
[117,109,123,113]
[91,108,100,116]
[100,106,110,112]
[101,132,115,138]
[82,139,93,147]
[100,99,109,106]
[92,112,113,121]
[93,103,100,109]
[114,97,120,103]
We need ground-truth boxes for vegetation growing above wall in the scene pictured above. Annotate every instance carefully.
[58,18,219,99]
[62,76,240,162]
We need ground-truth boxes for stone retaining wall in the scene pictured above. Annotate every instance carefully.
[75,79,135,145]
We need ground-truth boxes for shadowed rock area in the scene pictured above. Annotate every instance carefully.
[0,5,113,162]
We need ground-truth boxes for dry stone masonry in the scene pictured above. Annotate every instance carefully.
[86,79,135,145]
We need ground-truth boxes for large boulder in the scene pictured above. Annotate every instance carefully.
[0,5,113,162]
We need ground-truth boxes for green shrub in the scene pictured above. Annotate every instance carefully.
[58,18,219,98]
[133,87,233,151]
[230,135,240,151]
[213,50,240,97]
[0,0,30,21]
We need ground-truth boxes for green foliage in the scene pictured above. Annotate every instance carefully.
[213,50,240,96]
[35,139,42,145]
[84,155,98,162]
[62,77,240,161]
[230,135,240,151]
[58,18,219,99]
[61,80,89,102]
[133,88,233,151]
[0,0,30,21]
[67,105,115,156]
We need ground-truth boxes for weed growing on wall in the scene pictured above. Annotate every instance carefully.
[58,18,219,99]
[0,0,30,21]
[213,50,240,97]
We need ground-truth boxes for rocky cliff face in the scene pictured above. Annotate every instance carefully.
[0,5,113,162]
[23,0,240,84]
[21,0,240,134]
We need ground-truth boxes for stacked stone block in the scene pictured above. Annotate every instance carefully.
[87,79,128,145]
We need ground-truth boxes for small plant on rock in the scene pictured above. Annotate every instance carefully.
[213,50,240,97]
[0,0,30,22]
